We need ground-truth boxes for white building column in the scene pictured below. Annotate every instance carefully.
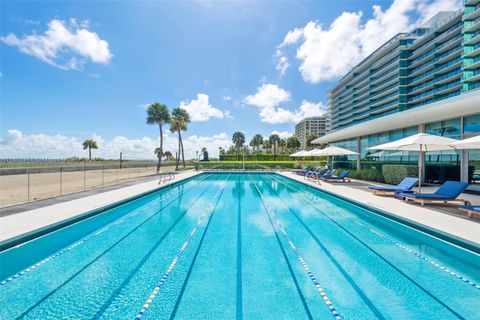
[356,136,361,170]
[460,117,468,183]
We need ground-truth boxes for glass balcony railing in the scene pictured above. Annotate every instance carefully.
[407,80,461,102]
[407,69,462,93]
[408,57,462,84]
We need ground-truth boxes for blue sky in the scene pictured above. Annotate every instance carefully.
[0,0,461,159]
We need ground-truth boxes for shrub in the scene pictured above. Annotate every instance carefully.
[344,169,384,183]
[382,164,418,185]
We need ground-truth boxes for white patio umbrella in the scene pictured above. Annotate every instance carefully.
[313,146,359,168]
[368,133,460,192]
[290,150,309,157]
[451,134,480,149]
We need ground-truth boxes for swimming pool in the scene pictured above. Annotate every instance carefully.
[0,173,479,319]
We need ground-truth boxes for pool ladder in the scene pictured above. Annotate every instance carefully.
[158,171,175,184]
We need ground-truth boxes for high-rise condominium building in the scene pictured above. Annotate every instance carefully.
[295,116,327,149]
[314,4,480,187]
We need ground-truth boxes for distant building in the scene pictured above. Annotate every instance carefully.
[295,116,327,149]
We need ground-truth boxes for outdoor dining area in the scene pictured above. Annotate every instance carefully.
[291,133,480,219]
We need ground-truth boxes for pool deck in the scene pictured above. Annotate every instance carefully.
[1,170,479,248]
[279,172,480,246]
[0,170,200,244]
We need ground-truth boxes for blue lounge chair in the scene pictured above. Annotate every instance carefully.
[459,206,480,219]
[305,168,323,179]
[368,177,418,196]
[309,169,334,181]
[293,166,310,175]
[401,181,471,206]
[323,170,351,182]
[302,167,319,178]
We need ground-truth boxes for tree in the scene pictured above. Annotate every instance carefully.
[146,103,171,172]
[163,151,173,161]
[263,139,271,153]
[82,139,98,160]
[269,134,281,155]
[306,134,318,150]
[249,134,263,153]
[286,136,301,152]
[170,108,191,170]
[232,131,246,157]
[278,138,286,153]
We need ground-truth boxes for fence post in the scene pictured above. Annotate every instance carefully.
[83,161,86,191]
[60,166,63,196]
[27,160,31,203]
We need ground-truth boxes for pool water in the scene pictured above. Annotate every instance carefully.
[0,173,479,319]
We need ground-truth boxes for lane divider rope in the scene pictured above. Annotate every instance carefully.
[248,174,342,320]
[271,174,480,291]
[0,174,212,287]
[134,173,231,320]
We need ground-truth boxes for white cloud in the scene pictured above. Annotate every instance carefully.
[1,18,112,70]
[279,0,462,83]
[270,130,292,139]
[275,50,289,75]
[179,93,230,122]
[243,83,291,109]
[243,84,326,124]
[0,129,231,159]
[222,96,232,101]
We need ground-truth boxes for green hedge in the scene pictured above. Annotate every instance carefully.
[338,168,384,182]
[382,164,418,185]
[194,161,297,170]
[219,154,296,161]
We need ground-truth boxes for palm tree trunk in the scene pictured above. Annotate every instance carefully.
[157,124,163,173]
[176,130,181,171]
[180,131,185,167]
[88,147,92,160]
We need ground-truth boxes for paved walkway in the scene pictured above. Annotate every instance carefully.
[280,172,480,245]
[0,170,200,243]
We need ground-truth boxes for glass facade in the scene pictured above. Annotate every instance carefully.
[464,114,480,185]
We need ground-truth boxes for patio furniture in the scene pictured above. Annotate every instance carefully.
[459,206,480,219]
[368,177,418,196]
[322,170,351,182]
[310,169,335,181]
[401,181,471,206]
[306,168,327,180]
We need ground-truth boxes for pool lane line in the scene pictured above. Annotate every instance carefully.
[275,174,480,291]
[258,175,385,320]
[248,174,337,320]
[236,174,243,320]
[134,173,231,320]
[14,176,222,320]
[91,175,223,319]
[0,174,212,288]
[269,174,467,319]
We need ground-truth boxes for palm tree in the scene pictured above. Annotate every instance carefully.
[232,131,245,158]
[250,134,263,153]
[146,102,171,172]
[269,134,281,155]
[286,136,300,152]
[278,138,286,154]
[163,150,173,161]
[263,139,271,153]
[170,108,191,170]
[82,139,98,160]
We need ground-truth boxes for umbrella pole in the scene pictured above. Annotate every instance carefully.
[419,144,423,193]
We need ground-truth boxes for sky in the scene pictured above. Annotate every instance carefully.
[0,0,462,159]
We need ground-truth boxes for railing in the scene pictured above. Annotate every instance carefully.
[0,160,188,207]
